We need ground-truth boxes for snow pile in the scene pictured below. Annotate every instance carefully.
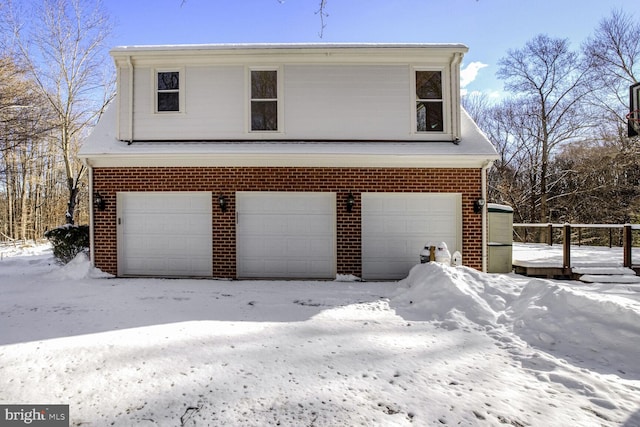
[334,274,361,282]
[506,279,640,376]
[392,262,515,328]
[50,252,113,280]
[394,261,640,377]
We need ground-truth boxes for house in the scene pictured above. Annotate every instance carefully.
[79,43,499,280]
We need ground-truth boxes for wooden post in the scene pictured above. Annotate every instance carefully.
[563,224,571,271]
[609,228,613,248]
[547,223,553,246]
[578,228,581,247]
[623,224,632,268]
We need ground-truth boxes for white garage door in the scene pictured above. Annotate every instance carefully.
[362,193,461,280]
[117,192,212,277]
[237,192,336,278]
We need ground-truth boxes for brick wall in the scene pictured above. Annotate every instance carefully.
[92,167,484,278]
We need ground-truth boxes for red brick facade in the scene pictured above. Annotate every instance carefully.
[92,167,484,278]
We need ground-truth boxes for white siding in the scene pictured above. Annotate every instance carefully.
[284,65,410,140]
[131,65,245,140]
[122,62,445,141]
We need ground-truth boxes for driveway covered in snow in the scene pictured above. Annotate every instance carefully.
[1,244,639,426]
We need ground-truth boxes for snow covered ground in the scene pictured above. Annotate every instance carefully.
[1,242,640,426]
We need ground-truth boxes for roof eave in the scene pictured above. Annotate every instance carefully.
[80,152,499,169]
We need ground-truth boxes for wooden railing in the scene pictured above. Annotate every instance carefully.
[513,223,639,271]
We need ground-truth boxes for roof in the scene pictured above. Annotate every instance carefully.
[79,105,498,168]
[111,42,468,53]
[109,43,469,66]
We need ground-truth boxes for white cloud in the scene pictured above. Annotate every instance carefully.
[460,61,488,88]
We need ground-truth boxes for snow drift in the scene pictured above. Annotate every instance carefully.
[393,262,640,378]
[391,262,519,328]
[506,279,640,377]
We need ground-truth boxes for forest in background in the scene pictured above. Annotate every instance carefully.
[463,10,639,230]
[0,1,638,244]
[0,0,113,241]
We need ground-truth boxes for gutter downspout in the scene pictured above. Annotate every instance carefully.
[450,52,463,141]
[87,161,95,267]
[481,160,494,272]
[127,55,134,143]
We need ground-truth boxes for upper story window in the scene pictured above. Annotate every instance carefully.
[250,70,278,131]
[415,70,443,132]
[157,70,180,112]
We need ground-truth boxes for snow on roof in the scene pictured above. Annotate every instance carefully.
[79,105,498,167]
[110,42,469,54]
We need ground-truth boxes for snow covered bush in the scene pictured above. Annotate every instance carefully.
[44,224,89,264]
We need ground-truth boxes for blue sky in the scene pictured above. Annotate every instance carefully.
[104,0,640,96]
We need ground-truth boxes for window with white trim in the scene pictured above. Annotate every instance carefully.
[415,70,443,132]
[156,70,180,112]
[250,70,278,131]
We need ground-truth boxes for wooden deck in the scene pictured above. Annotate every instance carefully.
[512,224,639,280]
[512,263,574,279]
[512,262,640,280]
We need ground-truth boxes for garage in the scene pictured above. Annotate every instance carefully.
[361,193,462,280]
[117,192,213,277]
[236,192,336,278]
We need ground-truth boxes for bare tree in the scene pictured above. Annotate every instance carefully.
[461,91,491,126]
[0,55,55,241]
[5,0,114,225]
[463,15,640,230]
[575,9,640,226]
[583,10,639,97]
[315,0,328,38]
[583,9,640,142]
[497,34,593,223]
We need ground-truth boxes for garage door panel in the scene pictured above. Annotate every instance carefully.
[362,193,461,280]
[429,220,454,233]
[286,238,311,256]
[285,237,334,257]
[242,239,281,257]
[385,218,409,234]
[406,198,431,211]
[288,215,331,234]
[384,241,411,258]
[118,192,212,277]
[181,236,212,253]
[288,260,310,274]
[237,192,336,278]
[126,212,210,234]
[364,237,424,259]
[124,214,152,230]
[239,193,333,212]
[407,218,430,231]
[366,260,416,279]
[123,193,211,213]
[308,238,334,256]
[311,260,333,274]
[240,215,281,234]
